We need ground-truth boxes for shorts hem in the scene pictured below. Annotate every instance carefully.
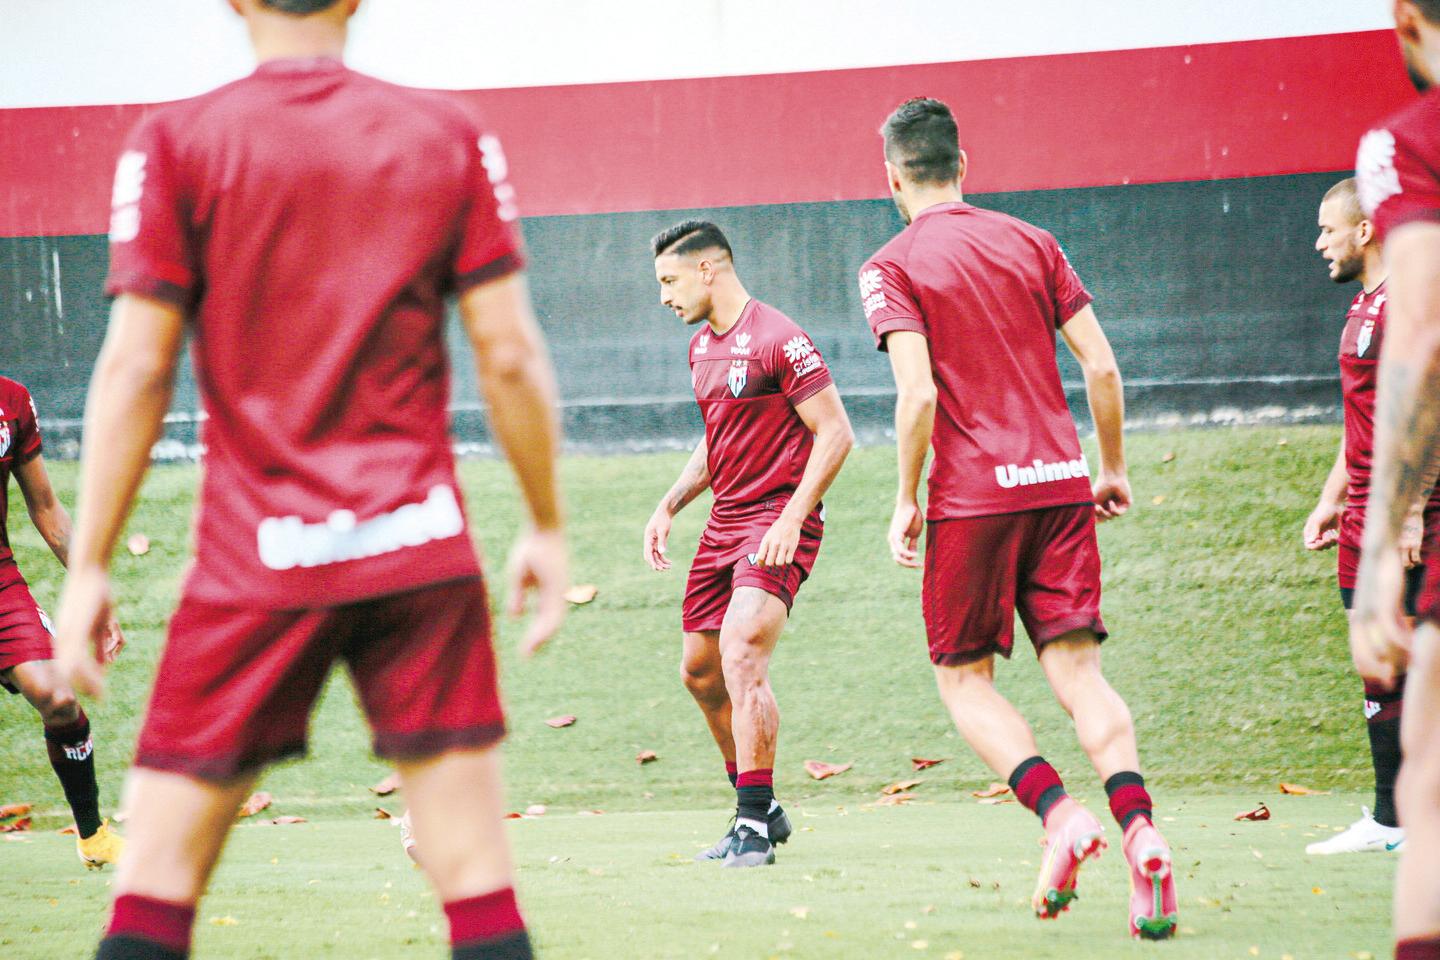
[930,646,1013,668]
[134,742,308,783]
[1030,616,1109,649]
[682,619,724,634]
[373,721,507,761]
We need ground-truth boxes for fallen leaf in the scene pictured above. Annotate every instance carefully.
[58,824,78,836]
[978,797,1015,805]
[546,715,577,729]
[789,906,809,920]
[525,804,547,817]
[804,760,853,780]
[126,534,151,556]
[911,941,929,950]
[1277,438,1288,447]
[875,792,916,806]
[636,750,658,764]
[370,772,401,796]
[1161,451,1176,463]
[967,878,982,888]
[563,584,598,604]
[209,916,239,927]
[911,758,946,771]
[883,779,923,795]
[970,783,1010,799]
[1279,782,1329,796]
[0,803,33,819]
[373,808,394,820]
[0,818,32,833]
[578,809,604,816]
[267,816,306,825]
[503,812,524,820]
[1234,803,1270,821]
[237,791,273,818]
[1151,495,1167,506]
[1312,886,1324,895]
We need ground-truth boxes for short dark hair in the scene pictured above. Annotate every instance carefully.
[882,98,961,186]
[1416,0,1440,24]
[651,220,733,260]
[258,0,344,14]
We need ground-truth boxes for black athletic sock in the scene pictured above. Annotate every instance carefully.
[725,760,738,788]
[95,938,187,960]
[452,932,534,960]
[736,769,775,826]
[1365,676,1404,828]
[44,708,102,838]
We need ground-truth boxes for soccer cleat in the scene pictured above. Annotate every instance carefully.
[1305,808,1403,855]
[1031,803,1106,919]
[1125,822,1178,940]
[76,820,125,871]
[695,804,793,861]
[398,809,420,864]
[722,824,775,868]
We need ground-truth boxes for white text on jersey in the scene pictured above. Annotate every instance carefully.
[257,485,465,571]
[994,456,1090,489]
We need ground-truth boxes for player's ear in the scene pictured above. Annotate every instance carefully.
[884,160,904,195]
[1396,0,1424,44]
[227,0,243,15]
[345,0,362,16]
[956,150,969,187]
[1358,218,1376,246]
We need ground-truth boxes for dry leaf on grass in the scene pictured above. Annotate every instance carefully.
[266,816,307,825]
[126,534,151,556]
[875,792,916,806]
[1161,452,1176,463]
[882,779,923,796]
[0,803,33,819]
[1234,803,1271,822]
[636,750,658,765]
[209,916,239,927]
[578,809,604,816]
[911,758,946,771]
[1151,495,1167,506]
[373,808,394,820]
[0,818,32,833]
[503,812,524,820]
[237,792,273,818]
[1279,783,1329,796]
[370,772,401,796]
[545,715,577,729]
[978,797,1015,806]
[563,584,598,605]
[970,782,1010,799]
[804,760,852,781]
[58,824,78,836]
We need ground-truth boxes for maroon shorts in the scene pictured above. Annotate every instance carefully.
[135,577,504,781]
[923,504,1106,666]
[0,573,55,694]
[681,509,823,633]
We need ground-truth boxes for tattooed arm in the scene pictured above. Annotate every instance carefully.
[643,439,711,571]
[1351,222,1440,685]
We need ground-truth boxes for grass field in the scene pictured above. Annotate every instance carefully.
[0,425,1400,958]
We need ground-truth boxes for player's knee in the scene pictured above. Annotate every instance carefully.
[680,660,725,704]
[35,687,78,725]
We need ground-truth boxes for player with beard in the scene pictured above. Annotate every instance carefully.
[1350,3,1440,957]
[858,97,1176,939]
[643,221,853,868]
[1305,177,1439,855]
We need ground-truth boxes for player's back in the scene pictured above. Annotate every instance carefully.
[861,202,1092,519]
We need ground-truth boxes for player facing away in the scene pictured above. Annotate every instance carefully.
[0,376,125,868]
[643,221,853,868]
[53,2,568,959]
[859,98,1177,939]
[1305,177,1438,855]
[1350,3,1440,957]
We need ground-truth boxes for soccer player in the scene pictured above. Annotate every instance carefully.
[858,98,1177,939]
[0,375,125,868]
[52,2,568,959]
[643,221,853,868]
[1304,177,1437,855]
[1350,2,1440,956]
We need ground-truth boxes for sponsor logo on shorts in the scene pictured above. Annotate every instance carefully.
[1363,699,1382,720]
[859,269,886,318]
[994,455,1090,489]
[1356,128,1401,216]
[747,553,758,565]
[727,360,748,398]
[64,737,94,762]
[257,485,465,572]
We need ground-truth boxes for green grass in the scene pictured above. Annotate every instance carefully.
[0,425,1398,958]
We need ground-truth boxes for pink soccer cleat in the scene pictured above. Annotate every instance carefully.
[1124,821,1178,940]
[1031,801,1107,918]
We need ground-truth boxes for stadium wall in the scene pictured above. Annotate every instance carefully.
[0,2,1411,455]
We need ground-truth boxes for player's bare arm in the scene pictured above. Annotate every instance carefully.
[1060,306,1130,521]
[644,438,710,572]
[753,384,853,568]
[1352,222,1440,685]
[884,330,937,568]
[460,271,568,656]
[55,292,184,696]
[1305,440,1348,551]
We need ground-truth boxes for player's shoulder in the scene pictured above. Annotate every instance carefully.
[0,375,30,405]
[1375,87,1440,144]
[749,299,810,341]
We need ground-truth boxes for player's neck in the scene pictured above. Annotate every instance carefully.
[246,17,348,64]
[904,186,965,221]
[1361,251,1388,295]
[706,284,752,336]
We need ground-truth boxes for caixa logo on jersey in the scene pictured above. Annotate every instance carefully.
[727,360,749,398]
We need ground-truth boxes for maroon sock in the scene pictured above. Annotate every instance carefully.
[1104,771,1154,831]
[45,708,102,838]
[725,761,738,788]
[1396,935,1440,959]
[1008,756,1068,824]
[100,894,195,957]
[446,887,527,950]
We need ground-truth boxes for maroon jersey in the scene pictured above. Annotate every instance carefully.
[859,201,1094,520]
[105,58,524,609]
[1357,87,1440,240]
[688,299,833,521]
[0,377,44,572]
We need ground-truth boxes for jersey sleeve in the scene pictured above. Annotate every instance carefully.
[13,385,43,463]
[104,114,198,310]
[1358,122,1440,241]
[1047,236,1093,327]
[858,256,925,352]
[452,124,527,292]
[771,325,834,407]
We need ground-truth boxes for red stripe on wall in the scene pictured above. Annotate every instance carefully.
[0,30,1412,239]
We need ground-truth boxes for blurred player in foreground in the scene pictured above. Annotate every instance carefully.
[859,98,1176,939]
[1306,177,1437,855]
[1351,2,1440,957]
[54,2,567,959]
[0,375,125,868]
[644,221,853,867]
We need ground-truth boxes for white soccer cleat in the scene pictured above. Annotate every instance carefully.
[1304,808,1402,855]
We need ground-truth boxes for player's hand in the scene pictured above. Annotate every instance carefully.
[889,498,924,568]
[1092,471,1131,521]
[1303,500,1343,551]
[53,565,114,699]
[755,514,803,568]
[643,506,673,571]
[102,616,126,664]
[1399,511,1424,568]
[1349,546,1411,690]
[505,526,569,657]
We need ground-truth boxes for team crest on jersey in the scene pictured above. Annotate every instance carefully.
[1356,129,1401,216]
[1357,319,1375,358]
[0,420,10,459]
[727,360,749,397]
